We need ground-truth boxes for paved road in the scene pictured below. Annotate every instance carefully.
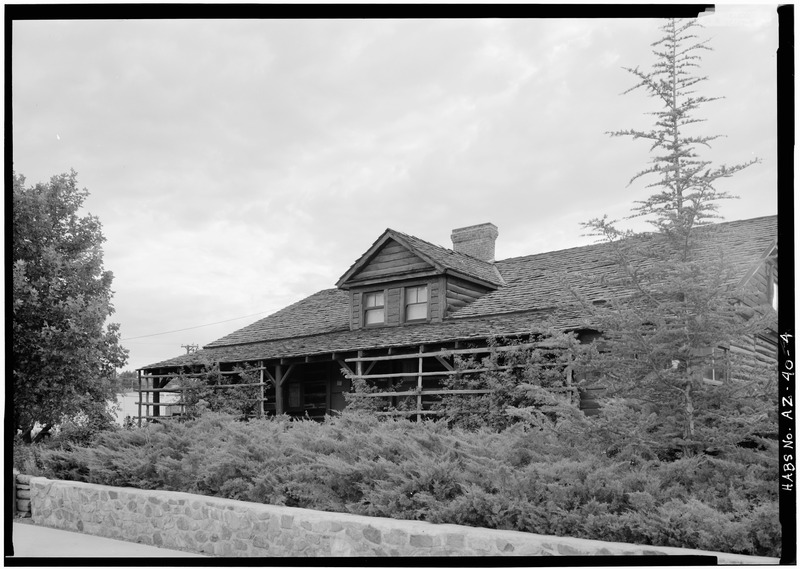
[7,522,207,558]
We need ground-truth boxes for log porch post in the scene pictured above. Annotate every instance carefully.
[153,377,161,417]
[417,345,424,422]
[258,361,265,418]
[356,350,363,389]
[275,365,284,415]
[145,374,151,422]
[137,370,143,427]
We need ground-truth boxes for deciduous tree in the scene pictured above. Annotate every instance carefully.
[13,171,128,443]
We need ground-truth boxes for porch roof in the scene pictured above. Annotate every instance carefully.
[140,306,588,370]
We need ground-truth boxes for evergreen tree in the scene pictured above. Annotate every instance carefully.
[13,171,129,443]
[579,18,775,459]
[605,18,759,250]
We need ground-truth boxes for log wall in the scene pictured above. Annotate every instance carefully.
[445,277,490,316]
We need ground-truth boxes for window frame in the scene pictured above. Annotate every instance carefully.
[701,346,730,385]
[403,284,429,323]
[363,289,386,327]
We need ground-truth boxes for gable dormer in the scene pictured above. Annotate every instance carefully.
[336,226,504,330]
[337,234,440,288]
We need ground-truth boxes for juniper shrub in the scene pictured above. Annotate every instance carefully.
[25,410,779,557]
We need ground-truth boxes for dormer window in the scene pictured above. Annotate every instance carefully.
[405,285,428,322]
[364,291,385,326]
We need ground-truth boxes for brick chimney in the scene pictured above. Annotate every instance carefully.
[451,223,498,262]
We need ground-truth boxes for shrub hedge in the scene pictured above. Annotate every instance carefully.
[17,411,780,557]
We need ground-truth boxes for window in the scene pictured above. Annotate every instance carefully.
[364,291,385,325]
[702,347,729,385]
[405,285,428,321]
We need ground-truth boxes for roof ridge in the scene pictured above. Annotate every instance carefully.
[391,228,498,268]
[388,228,448,252]
[495,215,777,264]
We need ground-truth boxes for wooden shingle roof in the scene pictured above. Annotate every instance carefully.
[141,216,777,371]
[205,289,350,348]
[142,309,584,370]
[452,216,777,319]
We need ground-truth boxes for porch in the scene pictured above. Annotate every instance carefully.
[135,336,596,425]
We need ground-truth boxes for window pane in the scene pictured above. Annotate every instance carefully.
[406,285,427,303]
[406,303,426,321]
[365,292,384,308]
[365,308,384,325]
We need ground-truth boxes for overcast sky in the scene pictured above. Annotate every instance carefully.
[12,6,780,372]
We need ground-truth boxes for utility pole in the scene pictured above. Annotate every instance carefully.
[181,344,199,354]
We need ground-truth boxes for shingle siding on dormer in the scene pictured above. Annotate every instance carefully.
[387,287,402,325]
[350,290,362,329]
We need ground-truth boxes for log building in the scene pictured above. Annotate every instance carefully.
[136,216,778,424]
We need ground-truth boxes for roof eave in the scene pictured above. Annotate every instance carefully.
[736,241,778,289]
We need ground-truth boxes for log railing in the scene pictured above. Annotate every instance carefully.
[343,344,575,421]
[136,366,270,426]
[135,341,574,424]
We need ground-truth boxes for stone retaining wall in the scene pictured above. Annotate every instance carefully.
[25,475,778,561]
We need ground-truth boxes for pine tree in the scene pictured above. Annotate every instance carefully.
[580,18,775,459]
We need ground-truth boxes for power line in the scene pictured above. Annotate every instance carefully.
[120,311,270,341]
